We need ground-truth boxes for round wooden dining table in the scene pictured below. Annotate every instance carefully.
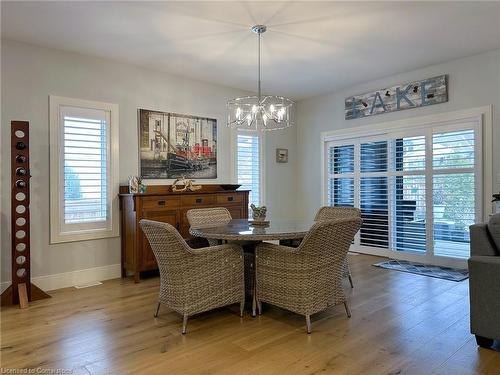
[189,218,314,316]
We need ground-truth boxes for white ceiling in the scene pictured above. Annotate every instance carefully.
[2,1,500,100]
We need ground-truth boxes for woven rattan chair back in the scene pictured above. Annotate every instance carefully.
[139,219,191,283]
[186,207,232,229]
[314,206,361,221]
[313,207,361,288]
[297,218,362,261]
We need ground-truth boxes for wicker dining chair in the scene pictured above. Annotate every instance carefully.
[255,217,363,334]
[186,207,232,246]
[314,206,362,288]
[140,219,245,334]
[187,207,254,299]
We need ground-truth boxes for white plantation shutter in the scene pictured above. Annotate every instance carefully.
[360,141,389,248]
[390,136,427,253]
[50,96,119,243]
[237,134,261,209]
[326,122,480,260]
[328,145,355,207]
[360,176,389,248]
[432,129,476,257]
[62,110,109,229]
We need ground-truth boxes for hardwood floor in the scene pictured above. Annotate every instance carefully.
[1,254,499,374]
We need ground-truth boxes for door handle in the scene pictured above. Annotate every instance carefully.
[227,196,234,202]
[196,198,202,203]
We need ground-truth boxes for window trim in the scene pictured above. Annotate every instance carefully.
[231,129,266,207]
[49,95,120,243]
[320,106,493,268]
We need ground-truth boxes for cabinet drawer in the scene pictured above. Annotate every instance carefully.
[216,193,244,204]
[181,195,216,206]
[142,196,180,210]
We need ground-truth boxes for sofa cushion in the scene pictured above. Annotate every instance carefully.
[487,214,500,254]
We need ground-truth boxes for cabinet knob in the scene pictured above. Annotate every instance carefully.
[196,198,202,203]
[227,197,234,202]
[158,200,166,206]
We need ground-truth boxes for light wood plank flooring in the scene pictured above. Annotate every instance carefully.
[1,254,499,374]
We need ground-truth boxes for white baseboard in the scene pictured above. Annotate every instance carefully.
[1,282,10,294]
[0,263,121,293]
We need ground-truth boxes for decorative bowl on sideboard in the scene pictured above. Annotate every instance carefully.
[219,184,242,191]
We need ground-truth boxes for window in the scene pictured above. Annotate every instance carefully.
[325,116,484,261]
[236,133,262,211]
[50,96,119,243]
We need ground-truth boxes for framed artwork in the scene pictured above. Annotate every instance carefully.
[138,109,217,179]
[276,148,288,163]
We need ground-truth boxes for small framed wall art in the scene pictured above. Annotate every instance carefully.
[276,148,288,163]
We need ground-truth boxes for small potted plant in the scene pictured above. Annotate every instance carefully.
[250,204,268,225]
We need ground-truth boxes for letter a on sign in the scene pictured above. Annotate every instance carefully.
[370,92,387,114]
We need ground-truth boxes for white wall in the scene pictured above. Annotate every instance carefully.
[296,49,500,220]
[0,40,297,288]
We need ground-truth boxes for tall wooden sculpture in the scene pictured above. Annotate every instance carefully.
[1,121,50,308]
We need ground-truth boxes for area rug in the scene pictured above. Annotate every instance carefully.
[373,259,468,281]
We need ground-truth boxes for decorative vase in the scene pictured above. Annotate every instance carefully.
[129,176,146,194]
[251,204,267,221]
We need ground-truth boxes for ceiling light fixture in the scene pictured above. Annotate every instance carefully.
[227,25,294,131]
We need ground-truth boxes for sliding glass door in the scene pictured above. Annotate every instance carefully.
[326,121,481,261]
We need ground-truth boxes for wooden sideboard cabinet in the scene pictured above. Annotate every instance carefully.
[119,185,249,282]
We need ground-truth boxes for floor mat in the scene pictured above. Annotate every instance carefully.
[373,259,468,281]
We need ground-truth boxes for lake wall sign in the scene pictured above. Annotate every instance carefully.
[345,75,448,120]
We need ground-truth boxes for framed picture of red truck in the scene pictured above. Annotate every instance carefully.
[138,109,217,179]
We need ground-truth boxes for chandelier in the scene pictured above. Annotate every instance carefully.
[227,25,294,131]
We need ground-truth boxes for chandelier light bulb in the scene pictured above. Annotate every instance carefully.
[236,107,242,120]
[251,105,257,113]
[277,108,285,121]
[269,104,275,113]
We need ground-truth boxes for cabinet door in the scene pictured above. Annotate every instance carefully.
[141,209,179,269]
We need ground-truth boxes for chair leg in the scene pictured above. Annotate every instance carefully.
[305,314,312,334]
[252,290,257,317]
[344,301,352,318]
[154,302,161,317]
[257,300,262,315]
[348,274,354,288]
[240,300,245,317]
[252,262,257,318]
[182,314,188,334]
[345,260,354,288]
